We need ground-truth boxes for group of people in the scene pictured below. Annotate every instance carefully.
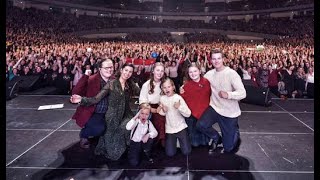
[69,49,246,166]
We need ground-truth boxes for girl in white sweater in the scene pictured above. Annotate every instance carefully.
[157,78,192,157]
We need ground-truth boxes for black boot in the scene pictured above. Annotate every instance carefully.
[144,150,154,163]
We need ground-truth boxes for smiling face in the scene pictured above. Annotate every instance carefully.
[99,60,114,79]
[188,66,201,82]
[211,52,224,71]
[120,64,134,81]
[161,79,175,97]
[153,63,165,82]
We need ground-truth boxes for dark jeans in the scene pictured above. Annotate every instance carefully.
[128,138,154,166]
[306,82,314,98]
[80,113,106,138]
[165,128,191,157]
[196,106,240,152]
[185,116,210,147]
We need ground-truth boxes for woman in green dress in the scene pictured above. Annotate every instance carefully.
[71,63,140,160]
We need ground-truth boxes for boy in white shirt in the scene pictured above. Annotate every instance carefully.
[126,103,158,166]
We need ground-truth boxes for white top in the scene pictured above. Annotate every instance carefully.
[168,62,179,78]
[72,70,83,86]
[159,94,191,134]
[139,79,162,104]
[306,72,314,83]
[126,118,158,143]
[242,69,251,80]
[204,67,246,118]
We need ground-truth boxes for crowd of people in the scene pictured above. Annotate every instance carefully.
[6,5,314,38]
[53,0,313,12]
[6,2,314,167]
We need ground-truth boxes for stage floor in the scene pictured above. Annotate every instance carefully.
[6,95,314,180]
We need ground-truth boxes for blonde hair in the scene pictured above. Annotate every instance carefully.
[160,78,176,95]
[139,103,151,111]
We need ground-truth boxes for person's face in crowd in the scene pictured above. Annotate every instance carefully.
[63,67,68,74]
[52,65,58,71]
[100,60,114,79]
[300,62,304,67]
[161,79,175,97]
[232,64,237,70]
[247,67,252,73]
[211,53,224,71]
[308,67,313,74]
[85,65,91,70]
[115,62,119,69]
[268,65,272,71]
[139,108,150,123]
[36,66,42,73]
[120,65,134,81]
[262,64,267,70]
[24,66,30,73]
[305,62,310,67]
[153,64,165,82]
[297,67,304,74]
[252,67,257,73]
[171,61,176,67]
[289,65,295,71]
[188,66,201,82]
[13,68,18,75]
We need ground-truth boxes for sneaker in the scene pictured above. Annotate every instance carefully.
[80,138,90,149]
[209,136,222,153]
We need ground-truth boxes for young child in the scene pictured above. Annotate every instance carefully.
[126,103,158,166]
[157,78,192,157]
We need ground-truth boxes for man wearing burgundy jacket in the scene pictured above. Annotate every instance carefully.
[71,59,114,148]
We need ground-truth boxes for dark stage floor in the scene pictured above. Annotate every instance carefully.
[6,95,314,180]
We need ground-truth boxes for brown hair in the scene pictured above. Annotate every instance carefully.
[185,63,202,81]
[211,48,224,57]
[149,62,166,94]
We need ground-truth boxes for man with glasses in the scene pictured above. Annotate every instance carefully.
[71,59,114,149]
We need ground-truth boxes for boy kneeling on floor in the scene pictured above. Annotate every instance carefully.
[126,103,158,166]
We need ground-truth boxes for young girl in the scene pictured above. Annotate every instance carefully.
[139,62,166,147]
[157,78,191,157]
[180,64,211,147]
[126,103,158,166]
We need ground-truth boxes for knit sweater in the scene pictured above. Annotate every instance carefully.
[180,77,211,120]
[204,67,246,118]
[159,94,191,134]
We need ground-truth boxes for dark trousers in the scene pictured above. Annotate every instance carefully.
[128,138,154,166]
[306,82,314,98]
[166,128,191,157]
[80,113,105,138]
[196,106,240,152]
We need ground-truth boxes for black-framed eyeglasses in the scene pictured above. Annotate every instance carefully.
[101,66,113,70]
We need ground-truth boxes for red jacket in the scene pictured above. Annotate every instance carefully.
[71,73,102,128]
[268,69,279,87]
